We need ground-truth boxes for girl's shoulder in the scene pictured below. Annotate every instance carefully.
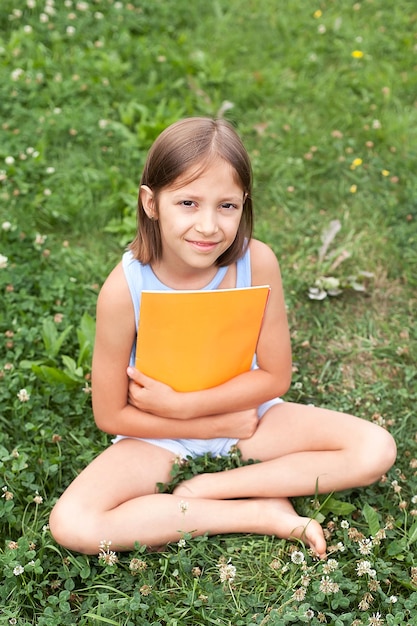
[98,261,131,306]
[248,238,281,285]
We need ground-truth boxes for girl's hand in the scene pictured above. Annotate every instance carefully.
[211,409,259,439]
[127,367,182,418]
[127,367,259,438]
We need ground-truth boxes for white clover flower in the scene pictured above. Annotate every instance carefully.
[340,520,350,529]
[358,538,373,555]
[178,538,186,548]
[11,68,24,81]
[23,25,33,33]
[33,492,43,504]
[356,560,373,577]
[46,167,55,174]
[218,560,236,583]
[99,550,118,566]
[129,558,147,572]
[40,13,49,22]
[98,539,118,566]
[35,233,47,245]
[76,1,89,10]
[179,500,189,514]
[13,565,24,576]
[322,558,338,573]
[0,254,8,269]
[291,550,305,564]
[319,575,339,594]
[388,595,398,603]
[66,26,76,36]
[301,574,311,587]
[2,486,14,500]
[359,597,371,611]
[292,586,307,601]
[27,0,37,8]
[17,389,30,402]
[5,156,15,165]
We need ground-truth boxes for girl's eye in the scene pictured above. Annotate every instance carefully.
[220,203,238,211]
[180,200,195,207]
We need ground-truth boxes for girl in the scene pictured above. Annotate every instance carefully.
[49,117,396,558]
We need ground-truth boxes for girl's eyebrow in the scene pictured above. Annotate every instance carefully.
[171,191,244,203]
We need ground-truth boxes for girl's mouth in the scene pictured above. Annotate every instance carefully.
[187,240,220,250]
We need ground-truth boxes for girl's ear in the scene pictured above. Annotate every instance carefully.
[140,185,157,220]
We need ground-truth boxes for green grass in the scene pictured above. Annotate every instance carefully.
[1,1,417,624]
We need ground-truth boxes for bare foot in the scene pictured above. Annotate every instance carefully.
[258,498,326,559]
[285,515,327,559]
[173,481,327,558]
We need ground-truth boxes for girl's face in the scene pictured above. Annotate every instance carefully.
[140,157,245,279]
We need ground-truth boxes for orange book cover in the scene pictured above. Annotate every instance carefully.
[135,286,270,392]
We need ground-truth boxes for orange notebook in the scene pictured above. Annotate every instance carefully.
[135,286,270,392]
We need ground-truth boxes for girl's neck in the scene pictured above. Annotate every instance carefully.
[149,262,222,291]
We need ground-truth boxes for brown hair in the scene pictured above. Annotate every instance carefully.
[129,117,253,266]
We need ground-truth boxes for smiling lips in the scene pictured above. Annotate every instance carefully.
[187,240,220,250]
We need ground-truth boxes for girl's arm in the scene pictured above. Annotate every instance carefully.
[129,239,293,420]
[91,263,259,439]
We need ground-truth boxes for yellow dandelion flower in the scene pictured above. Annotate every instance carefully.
[350,184,357,193]
[352,50,364,59]
[350,158,362,170]
[381,169,390,177]
[313,10,322,18]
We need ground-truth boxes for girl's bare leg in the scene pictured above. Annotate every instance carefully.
[49,438,326,557]
[173,403,396,501]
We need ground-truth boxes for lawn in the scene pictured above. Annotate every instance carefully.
[1,1,416,624]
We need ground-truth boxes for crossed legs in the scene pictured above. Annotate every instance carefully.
[49,403,396,558]
[174,402,396,500]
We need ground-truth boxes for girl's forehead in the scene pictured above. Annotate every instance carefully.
[169,157,242,191]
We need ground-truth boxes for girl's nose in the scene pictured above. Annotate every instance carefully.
[195,209,219,235]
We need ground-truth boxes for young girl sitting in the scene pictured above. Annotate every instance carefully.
[49,117,396,558]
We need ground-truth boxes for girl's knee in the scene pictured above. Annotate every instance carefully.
[360,426,397,484]
[379,427,397,473]
[49,498,98,554]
